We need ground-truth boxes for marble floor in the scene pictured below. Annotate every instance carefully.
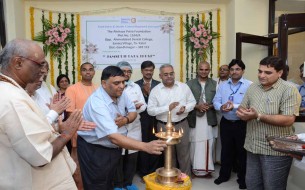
[133,164,240,190]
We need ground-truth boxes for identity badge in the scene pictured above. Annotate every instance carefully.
[228,95,234,102]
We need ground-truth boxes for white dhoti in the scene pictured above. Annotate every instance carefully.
[190,113,215,176]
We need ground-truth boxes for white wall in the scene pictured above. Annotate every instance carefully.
[4,0,270,86]
[4,0,26,40]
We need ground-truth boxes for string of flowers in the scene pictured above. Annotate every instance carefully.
[179,15,184,82]
[42,11,46,53]
[71,14,76,84]
[217,9,221,77]
[76,14,81,82]
[209,12,213,78]
[30,7,34,40]
[64,14,69,75]
[185,14,189,81]
[57,13,62,74]
[190,16,195,80]
[195,14,200,72]
[49,11,55,86]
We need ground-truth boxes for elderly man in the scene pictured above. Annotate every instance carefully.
[114,61,147,190]
[77,66,166,190]
[0,39,82,189]
[147,64,196,177]
[236,56,301,190]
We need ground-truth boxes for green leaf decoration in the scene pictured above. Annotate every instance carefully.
[33,18,74,62]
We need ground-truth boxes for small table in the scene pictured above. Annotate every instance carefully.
[143,172,192,190]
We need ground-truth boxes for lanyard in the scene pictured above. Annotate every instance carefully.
[229,82,242,96]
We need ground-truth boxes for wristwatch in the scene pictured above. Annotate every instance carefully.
[257,113,262,122]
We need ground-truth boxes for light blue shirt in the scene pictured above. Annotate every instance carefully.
[298,83,305,107]
[78,87,136,148]
[213,77,252,121]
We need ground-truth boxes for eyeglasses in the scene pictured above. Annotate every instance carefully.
[17,56,46,66]
[162,72,175,77]
[122,70,132,74]
[219,68,229,71]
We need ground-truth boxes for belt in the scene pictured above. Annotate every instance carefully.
[157,118,186,125]
[223,117,241,123]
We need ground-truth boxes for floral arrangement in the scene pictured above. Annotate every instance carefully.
[34,19,74,58]
[182,18,219,61]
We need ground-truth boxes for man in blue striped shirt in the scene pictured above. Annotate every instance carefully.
[213,59,252,189]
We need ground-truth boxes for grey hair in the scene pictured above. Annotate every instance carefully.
[159,64,173,72]
[0,39,35,70]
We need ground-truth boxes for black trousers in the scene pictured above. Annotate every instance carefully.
[137,111,162,177]
[77,136,121,190]
[219,117,247,183]
[114,151,138,188]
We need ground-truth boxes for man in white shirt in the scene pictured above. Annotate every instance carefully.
[147,64,196,176]
[0,39,82,190]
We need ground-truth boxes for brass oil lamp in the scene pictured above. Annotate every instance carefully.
[154,111,183,185]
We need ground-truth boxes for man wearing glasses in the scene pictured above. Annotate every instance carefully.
[147,64,196,177]
[0,39,83,189]
[213,59,252,189]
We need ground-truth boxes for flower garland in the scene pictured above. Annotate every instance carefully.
[190,16,194,80]
[180,15,183,82]
[209,12,213,78]
[30,7,34,40]
[64,13,69,75]
[49,11,55,86]
[57,13,62,74]
[76,14,81,82]
[217,9,221,77]
[71,14,76,84]
[185,14,189,81]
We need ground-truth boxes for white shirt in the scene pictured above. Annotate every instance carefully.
[34,82,59,127]
[123,81,147,154]
[147,81,196,122]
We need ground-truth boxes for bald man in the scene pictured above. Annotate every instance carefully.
[0,39,82,189]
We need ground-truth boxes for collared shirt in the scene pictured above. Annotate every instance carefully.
[241,78,301,156]
[78,87,136,148]
[298,83,305,107]
[123,81,147,154]
[147,81,196,122]
[0,74,76,189]
[213,77,252,120]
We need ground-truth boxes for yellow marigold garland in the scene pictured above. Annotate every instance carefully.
[30,7,34,40]
[217,9,221,77]
[76,14,81,82]
[202,13,205,61]
[180,15,183,82]
[48,11,55,86]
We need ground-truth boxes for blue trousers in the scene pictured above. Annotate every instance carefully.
[246,151,292,190]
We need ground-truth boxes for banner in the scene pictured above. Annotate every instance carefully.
[81,16,174,69]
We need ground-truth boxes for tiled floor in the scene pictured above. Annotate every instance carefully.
[133,164,240,190]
